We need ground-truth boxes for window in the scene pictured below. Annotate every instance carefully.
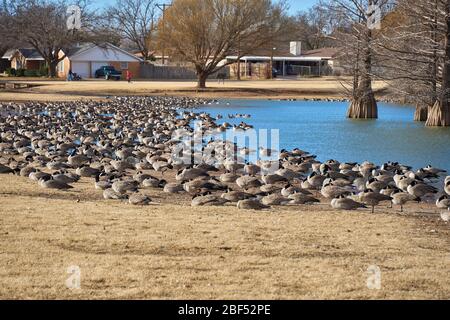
[57,60,64,73]
[120,62,128,70]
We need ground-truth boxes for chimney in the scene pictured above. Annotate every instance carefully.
[290,41,302,56]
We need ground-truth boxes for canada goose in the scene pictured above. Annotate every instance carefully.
[191,193,228,207]
[237,199,270,210]
[68,151,89,167]
[129,193,152,206]
[307,172,326,190]
[260,184,282,194]
[424,165,447,175]
[407,180,438,199]
[321,183,351,199]
[281,184,312,197]
[103,188,128,200]
[95,174,112,190]
[365,178,388,193]
[331,196,366,211]
[391,190,420,212]
[76,165,101,178]
[288,193,320,205]
[110,160,133,172]
[221,190,249,202]
[112,180,139,194]
[142,176,165,188]
[244,164,260,176]
[163,183,184,193]
[176,167,208,181]
[261,194,289,206]
[358,189,392,213]
[52,171,80,184]
[236,176,262,189]
[436,195,450,211]
[19,166,36,177]
[261,174,288,185]
[29,170,51,182]
[445,180,450,195]
[219,172,238,183]
[39,176,73,190]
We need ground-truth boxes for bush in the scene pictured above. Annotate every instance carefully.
[38,65,48,77]
[16,68,25,77]
[5,68,16,76]
[24,70,38,77]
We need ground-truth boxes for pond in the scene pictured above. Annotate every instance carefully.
[197,99,450,172]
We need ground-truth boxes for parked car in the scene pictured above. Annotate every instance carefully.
[94,66,122,80]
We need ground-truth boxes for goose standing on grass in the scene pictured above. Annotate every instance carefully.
[391,190,420,212]
[358,189,392,213]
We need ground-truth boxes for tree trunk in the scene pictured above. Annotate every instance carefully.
[347,27,377,119]
[237,61,241,80]
[48,60,58,78]
[426,100,450,126]
[347,79,378,119]
[414,105,429,122]
[426,0,450,126]
[197,73,208,89]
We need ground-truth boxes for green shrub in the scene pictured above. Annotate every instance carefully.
[24,70,39,77]
[38,65,48,77]
[5,68,16,76]
[16,68,25,77]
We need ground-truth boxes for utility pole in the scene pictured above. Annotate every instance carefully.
[156,2,172,65]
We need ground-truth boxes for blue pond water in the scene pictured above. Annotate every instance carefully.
[197,99,450,172]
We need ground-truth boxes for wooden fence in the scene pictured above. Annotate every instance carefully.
[139,63,229,80]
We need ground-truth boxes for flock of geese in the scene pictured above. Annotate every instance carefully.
[0,96,449,220]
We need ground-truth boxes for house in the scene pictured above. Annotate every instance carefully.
[225,42,340,79]
[57,43,143,79]
[2,43,143,78]
[2,48,45,72]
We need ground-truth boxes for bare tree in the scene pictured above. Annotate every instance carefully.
[159,0,289,88]
[377,0,450,126]
[294,4,335,50]
[107,0,157,61]
[0,0,14,57]
[324,0,391,119]
[8,0,100,77]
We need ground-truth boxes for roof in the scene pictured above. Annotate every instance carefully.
[1,43,142,62]
[1,48,45,60]
[67,43,143,62]
[226,45,340,60]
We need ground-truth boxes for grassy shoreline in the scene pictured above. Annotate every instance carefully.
[0,78,389,102]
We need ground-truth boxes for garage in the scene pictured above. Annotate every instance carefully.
[71,62,90,79]
[91,61,109,77]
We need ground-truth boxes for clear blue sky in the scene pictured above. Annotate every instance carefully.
[92,0,318,14]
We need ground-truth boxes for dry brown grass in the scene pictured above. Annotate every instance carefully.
[0,174,449,300]
[0,78,388,102]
